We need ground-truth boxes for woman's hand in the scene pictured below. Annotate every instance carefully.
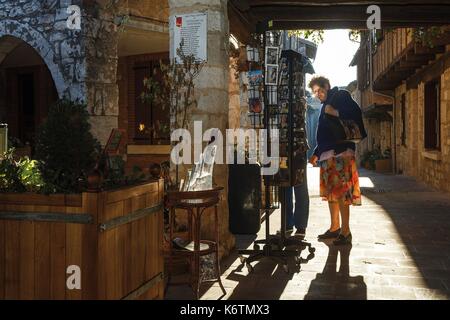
[309,155,318,166]
[324,104,339,117]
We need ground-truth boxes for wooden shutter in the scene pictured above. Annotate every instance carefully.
[401,93,406,146]
[424,80,440,150]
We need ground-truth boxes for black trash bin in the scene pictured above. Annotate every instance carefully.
[228,163,261,234]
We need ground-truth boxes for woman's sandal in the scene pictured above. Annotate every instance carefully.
[333,232,352,245]
[317,228,341,239]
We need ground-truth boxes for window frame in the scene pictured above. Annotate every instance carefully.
[424,78,441,151]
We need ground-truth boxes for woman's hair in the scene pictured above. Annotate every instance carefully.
[308,76,331,90]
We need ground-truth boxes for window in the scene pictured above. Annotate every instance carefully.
[424,79,441,150]
[133,58,170,145]
[401,93,406,146]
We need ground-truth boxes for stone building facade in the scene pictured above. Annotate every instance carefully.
[394,57,450,192]
[0,0,236,258]
[0,0,120,144]
[352,28,450,192]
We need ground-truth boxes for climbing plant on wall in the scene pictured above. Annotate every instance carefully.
[141,41,206,132]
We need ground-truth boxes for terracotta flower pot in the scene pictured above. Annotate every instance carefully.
[149,163,162,179]
[87,169,103,191]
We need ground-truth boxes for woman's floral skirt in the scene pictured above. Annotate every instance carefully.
[320,156,362,206]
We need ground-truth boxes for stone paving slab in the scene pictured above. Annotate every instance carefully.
[165,167,450,300]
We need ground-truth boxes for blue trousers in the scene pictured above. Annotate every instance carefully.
[284,175,310,230]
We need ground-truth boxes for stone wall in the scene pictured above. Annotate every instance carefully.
[394,47,450,192]
[0,0,120,145]
[359,119,392,161]
[0,0,85,100]
[354,89,394,165]
[169,0,235,258]
[127,0,169,22]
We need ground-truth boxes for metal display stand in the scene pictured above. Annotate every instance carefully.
[238,31,315,273]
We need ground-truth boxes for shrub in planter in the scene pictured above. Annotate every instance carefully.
[0,149,45,193]
[17,157,45,192]
[375,148,393,173]
[0,149,25,192]
[360,150,375,170]
[35,99,101,194]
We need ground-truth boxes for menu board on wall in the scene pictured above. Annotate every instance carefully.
[172,12,207,63]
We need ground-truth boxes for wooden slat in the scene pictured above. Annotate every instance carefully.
[65,194,83,207]
[0,193,82,207]
[106,183,158,204]
[97,192,107,299]
[50,223,66,300]
[104,201,123,299]
[34,221,50,299]
[127,145,171,155]
[144,215,155,299]
[130,195,147,293]
[65,221,82,300]
[137,198,147,291]
[143,189,163,300]
[19,221,35,300]
[146,191,161,296]
[5,221,20,299]
[0,221,4,299]
[158,210,164,299]
[104,220,117,299]
[81,193,98,300]
[122,198,132,297]
[116,203,126,299]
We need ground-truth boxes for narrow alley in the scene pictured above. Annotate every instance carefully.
[167,166,450,300]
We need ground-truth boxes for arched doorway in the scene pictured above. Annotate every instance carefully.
[0,36,58,156]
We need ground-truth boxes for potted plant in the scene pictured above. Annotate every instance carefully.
[141,41,205,187]
[375,148,392,173]
[360,150,375,170]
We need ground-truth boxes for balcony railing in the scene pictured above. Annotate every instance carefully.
[372,28,414,82]
[372,27,450,91]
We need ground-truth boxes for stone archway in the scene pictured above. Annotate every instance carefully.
[0,1,121,146]
[0,21,68,98]
[0,35,60,150]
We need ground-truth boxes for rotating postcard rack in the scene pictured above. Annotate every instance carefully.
[267,49,309,187]
[238,33,315,275]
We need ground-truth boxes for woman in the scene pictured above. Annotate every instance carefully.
[308,76,366,245]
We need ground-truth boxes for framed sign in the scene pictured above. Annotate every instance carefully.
[172,12,207,63]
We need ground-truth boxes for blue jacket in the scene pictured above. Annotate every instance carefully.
[313,87,367,158]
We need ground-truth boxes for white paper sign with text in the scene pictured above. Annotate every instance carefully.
[171,13,207,63]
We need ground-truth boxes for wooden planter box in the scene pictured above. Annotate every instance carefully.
[375,159,392,173]
[0,180,164,300]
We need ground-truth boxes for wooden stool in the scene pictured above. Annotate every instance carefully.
[165,187,226,299]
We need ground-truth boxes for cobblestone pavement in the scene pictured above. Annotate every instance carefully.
[166,166,450,300]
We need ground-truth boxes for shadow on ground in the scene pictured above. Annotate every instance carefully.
[358,169,450,298]
[305,240,367,299]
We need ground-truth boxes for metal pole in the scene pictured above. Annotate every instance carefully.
[0,123,7,156]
